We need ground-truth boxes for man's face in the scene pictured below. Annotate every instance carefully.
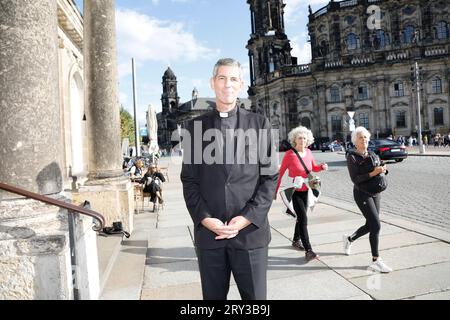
[210,65,243,107]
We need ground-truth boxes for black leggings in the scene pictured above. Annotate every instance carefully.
[292,191,311,251]
[351,188,381,257]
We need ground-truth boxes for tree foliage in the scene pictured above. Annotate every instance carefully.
[120,106,135,145]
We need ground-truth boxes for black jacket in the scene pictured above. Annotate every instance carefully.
[347,150,385,193]
[180,107,278,250]
[140,172,165,193]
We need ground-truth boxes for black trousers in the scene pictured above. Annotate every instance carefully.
[351,188,381,257]
[292,191,311,251]
[196,245,268,300]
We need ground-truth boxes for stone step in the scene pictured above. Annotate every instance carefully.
[96,233,123,295]
[99,212,156,299]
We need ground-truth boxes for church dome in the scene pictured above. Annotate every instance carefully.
[163,67,176,80]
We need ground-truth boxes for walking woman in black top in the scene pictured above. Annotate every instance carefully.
[344,126,393,273]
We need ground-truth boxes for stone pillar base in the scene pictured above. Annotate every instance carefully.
[0,197,72,300]
[72,176,134,234]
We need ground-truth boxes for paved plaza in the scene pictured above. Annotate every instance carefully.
[100,149,450,301]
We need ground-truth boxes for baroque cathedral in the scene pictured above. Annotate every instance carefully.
[247,0,450,143]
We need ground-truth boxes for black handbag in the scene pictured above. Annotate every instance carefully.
[359,174,387,196]
[358,152,388,195]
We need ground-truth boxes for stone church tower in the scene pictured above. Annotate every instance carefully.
[159,67,180,150]
[161,67,179,115]
[247,0,294,87]
[246,0,296,140]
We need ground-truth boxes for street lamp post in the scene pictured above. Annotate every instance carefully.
[411,30,425,154]
[413,61,426,154]
[132,58,141,157]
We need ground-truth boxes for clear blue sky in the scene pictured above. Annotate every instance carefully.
[75,0,328,124]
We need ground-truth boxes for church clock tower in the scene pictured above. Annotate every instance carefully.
[161,67,179,115]
[246,0,295,88]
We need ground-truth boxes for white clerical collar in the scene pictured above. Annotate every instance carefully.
[216,106,237,118]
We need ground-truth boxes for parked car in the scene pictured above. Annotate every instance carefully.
[321,141,343,152]
[346,139,408,162]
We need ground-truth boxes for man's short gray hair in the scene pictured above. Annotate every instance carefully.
[351,126,371,144]
[288,126,315,147]
[213,58,243,79]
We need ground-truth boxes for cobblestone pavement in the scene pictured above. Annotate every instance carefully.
[299,151,450,232]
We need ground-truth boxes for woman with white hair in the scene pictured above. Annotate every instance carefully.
[275,126,328,262]
[344,126,392,273]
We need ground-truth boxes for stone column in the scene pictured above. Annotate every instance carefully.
[375,77,386,134]
[80,0,134,232]
[84,0,122,179]
[0,0,72,299]
[316,82,327,138]
[0,0,62,195]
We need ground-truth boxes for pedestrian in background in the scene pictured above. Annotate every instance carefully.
[275,126,328,262]
[129,159,144,179]
[344,126,392,273]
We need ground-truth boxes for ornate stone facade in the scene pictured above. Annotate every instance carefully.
[247,0,450,142]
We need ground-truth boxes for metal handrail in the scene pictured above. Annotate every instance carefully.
[0,182,105,231]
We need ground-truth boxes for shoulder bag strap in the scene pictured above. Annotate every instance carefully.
[291,148,310,174]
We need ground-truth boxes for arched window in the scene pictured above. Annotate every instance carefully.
[330,86,341,102]
[318,40,329,57]
[373,30,389,49]
[432,77,442,94]
[169,101,176,113]
[434,107,444,125]
[436,21,448,39]
[70,72,85,175]
[268,48,275,73]
[402,25,415,43]
[301,117,311,129]
[346,33,358,50]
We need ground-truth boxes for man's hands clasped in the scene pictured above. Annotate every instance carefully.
[201,216,251,240]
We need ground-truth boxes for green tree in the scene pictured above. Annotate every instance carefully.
[120,106,135,145]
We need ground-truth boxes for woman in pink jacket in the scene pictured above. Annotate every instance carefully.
[275,126,328,261]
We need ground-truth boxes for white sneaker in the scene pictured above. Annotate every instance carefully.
[342,234,352,255]
[368,258,393,273]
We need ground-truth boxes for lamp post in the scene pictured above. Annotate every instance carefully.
[413,61,426,154]
[132,58,141,157]
[411,30,425,154]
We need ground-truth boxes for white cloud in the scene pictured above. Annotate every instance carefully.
[291,36,312,65]
[115,9,218,77]
[191,78,206,91]
[284,0,329,23]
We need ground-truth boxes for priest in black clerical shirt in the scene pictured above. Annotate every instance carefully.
[181,58,278,300]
